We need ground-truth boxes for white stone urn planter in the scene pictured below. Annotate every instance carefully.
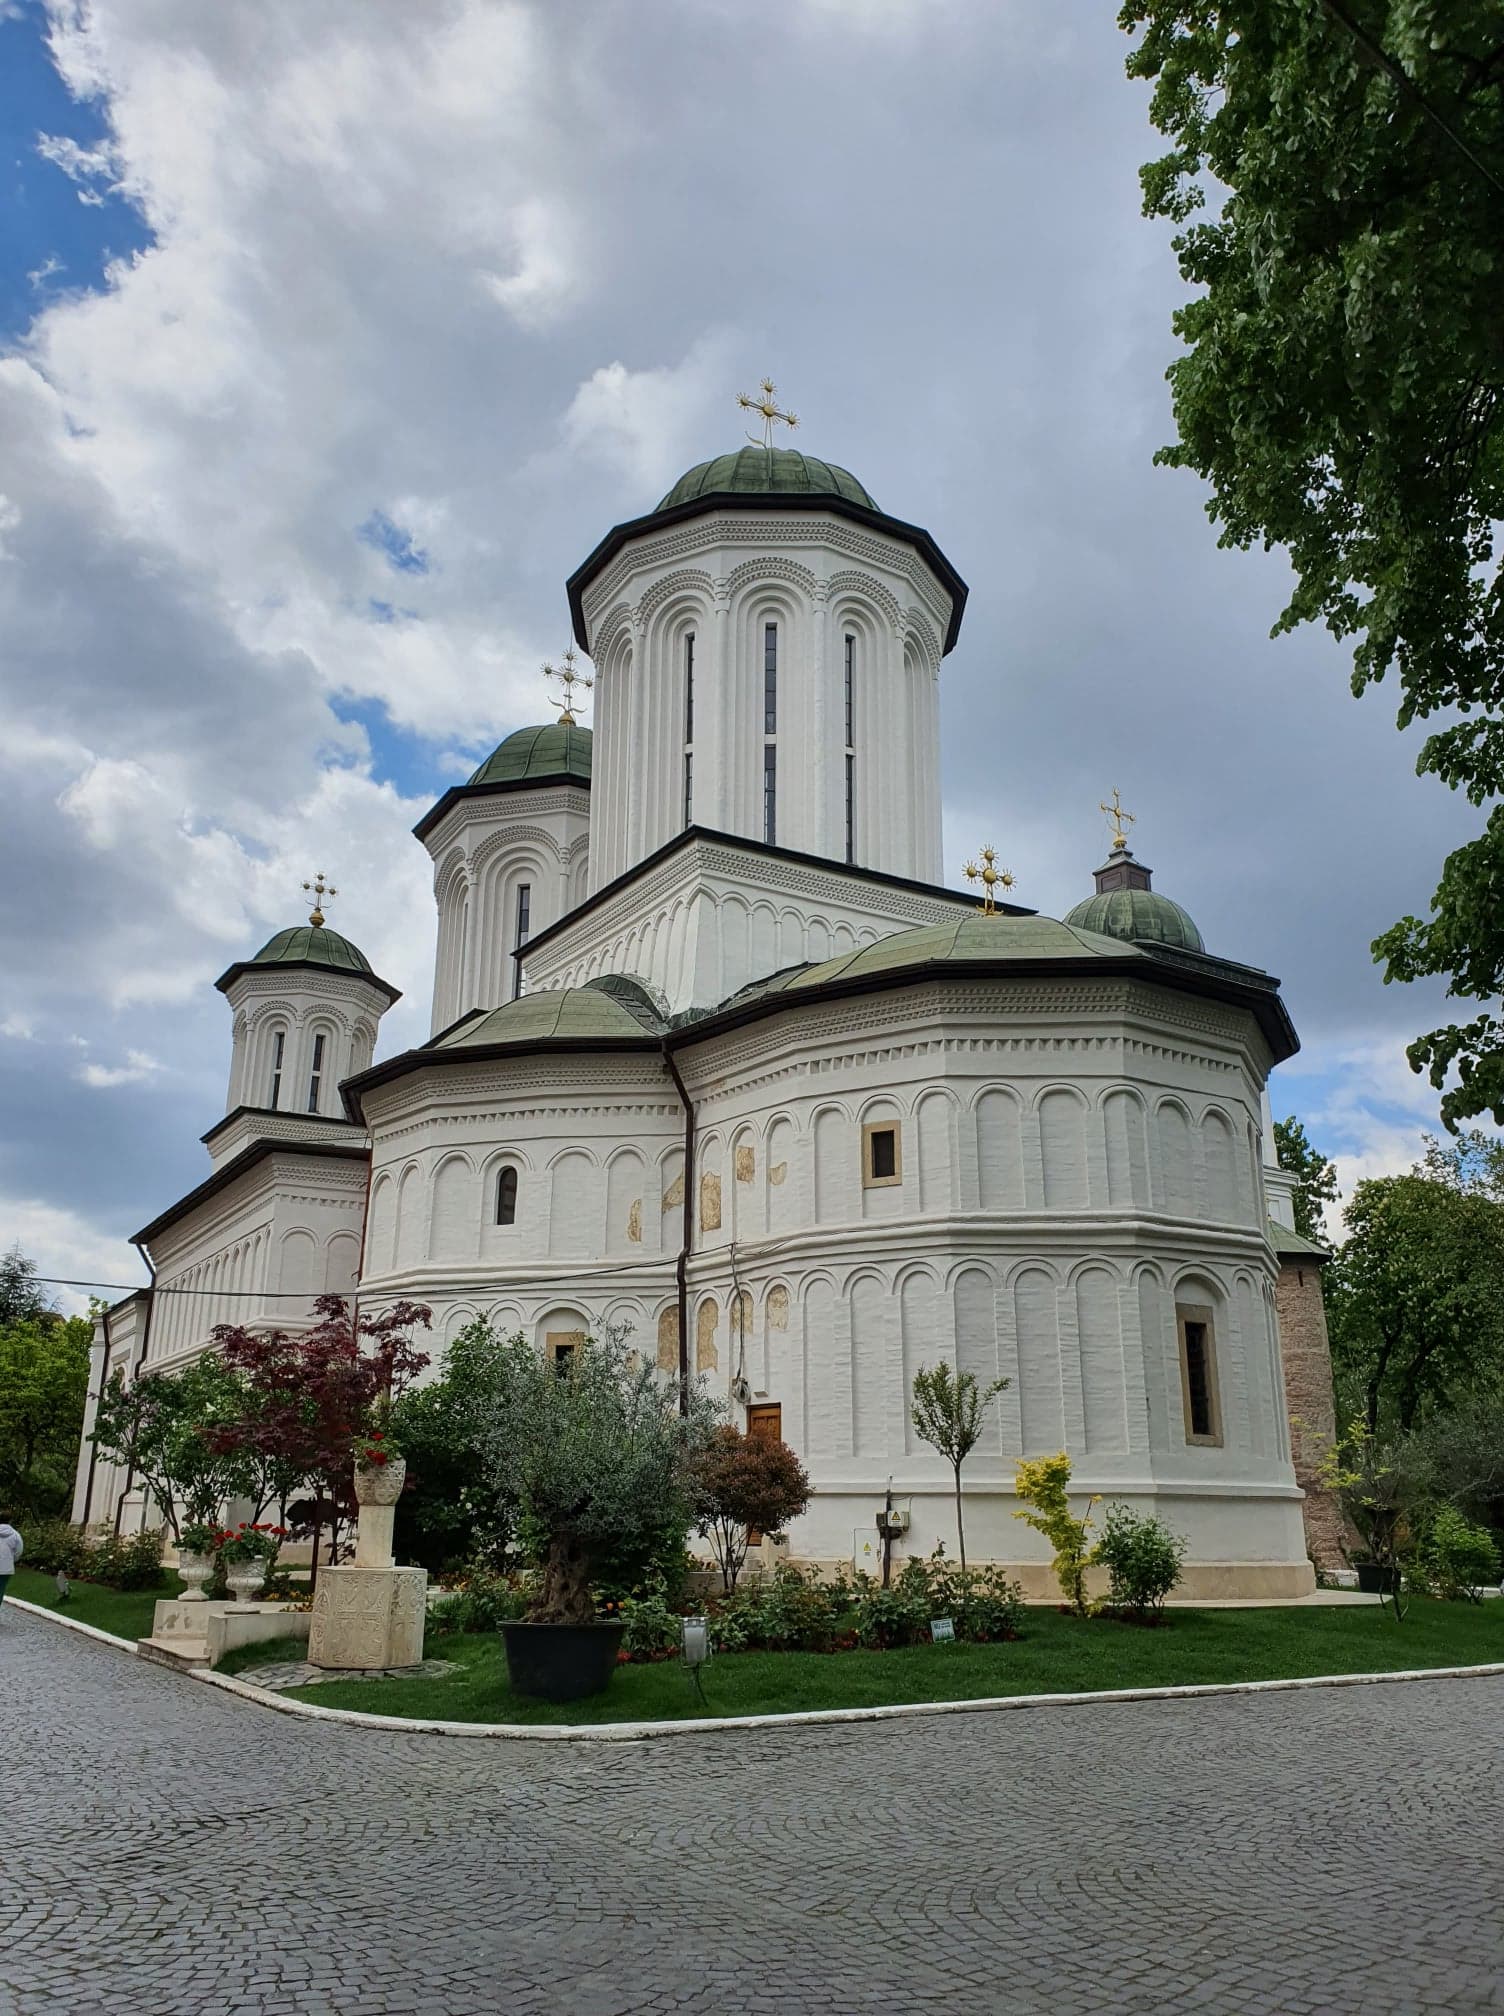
[353,1454,407,1506]
[225,1560,268,1604]
[176,1550,213,1603]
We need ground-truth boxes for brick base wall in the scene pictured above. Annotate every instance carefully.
[1274,1259,1355,1571]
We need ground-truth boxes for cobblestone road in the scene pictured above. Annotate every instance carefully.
[4,1606,1503,2016]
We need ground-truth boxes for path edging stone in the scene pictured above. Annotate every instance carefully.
[12,1594,1504,1742]
[193,1655,1504,1742]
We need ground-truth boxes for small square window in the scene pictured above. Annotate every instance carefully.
[1176,1304,1223,1446]
[863,1121,902,1188]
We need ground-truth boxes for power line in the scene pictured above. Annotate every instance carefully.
[1320,0,1504,200]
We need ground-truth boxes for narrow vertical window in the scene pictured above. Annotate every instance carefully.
[1177,1305,1222,1445]
[512,882,532,1001]
[682,633,695,828]
[763,621,777,843]
[496,1165,518,1226]
[844,633,856,865]
[306,1032,325,1114]
[269,1030,284,1109]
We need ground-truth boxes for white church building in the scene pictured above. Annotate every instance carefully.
[74,431,1340,1597]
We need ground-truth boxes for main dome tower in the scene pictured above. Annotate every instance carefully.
[565,431,966,892]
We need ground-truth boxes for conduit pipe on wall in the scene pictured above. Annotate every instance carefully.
[112,1239,157,1536]
[661,1041,694,1414]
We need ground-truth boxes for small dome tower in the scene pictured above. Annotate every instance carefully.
[216,875,400,1121]
[413,672,593,1034]
[1064,799,1204,953]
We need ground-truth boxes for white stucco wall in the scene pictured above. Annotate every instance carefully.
[577,508,950,892]
[420,781,590,1035]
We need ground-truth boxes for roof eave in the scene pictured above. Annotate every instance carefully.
[566,492,968,656]
[132,1137,372,1248]
[340,1033,663,1126]
[214,957,402,1006]
[412,771,591,845]
[664,951,1299,1065]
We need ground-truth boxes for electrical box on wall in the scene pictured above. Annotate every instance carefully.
[875,1501,911,1536]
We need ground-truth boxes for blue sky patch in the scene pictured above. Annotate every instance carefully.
[326,693,484,801]
[0,1,153,343]
[356,508,431,576]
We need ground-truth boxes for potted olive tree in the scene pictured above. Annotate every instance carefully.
[477,1326,718,1702]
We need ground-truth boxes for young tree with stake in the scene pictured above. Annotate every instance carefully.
[910,1361,1008,1571]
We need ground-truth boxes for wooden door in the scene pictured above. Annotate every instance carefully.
[745,1404,782,1543]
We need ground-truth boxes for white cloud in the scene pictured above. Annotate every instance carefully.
[78,1048,164,1088]
[557,336,739,495]
[0,1194,146,1316]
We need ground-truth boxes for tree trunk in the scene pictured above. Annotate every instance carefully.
[953,1462,966,1572]
[534,1532,595,1624]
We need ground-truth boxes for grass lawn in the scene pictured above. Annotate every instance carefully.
[7,1566,183,1643]
[266,1599,1504,1726]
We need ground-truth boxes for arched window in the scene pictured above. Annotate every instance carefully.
[496,1165,519,1226]
[269,1028,286,1109]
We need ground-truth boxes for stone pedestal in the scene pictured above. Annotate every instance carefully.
[355,1502,396,1567]
[140,1597,311,1671]
[307,1566,427,1671]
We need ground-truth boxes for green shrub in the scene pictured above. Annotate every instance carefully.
[853,1561,933,1648]
[710,1563,853,1653]
[926,1553,1027,1643]
[618,1579,683,1659]
[1424,1507,1501,1602]
[1094,1504,1187,1621]
[85,1527,167,1591]
[853,1551,1025,1648]
[20,1517,92,1577]
[425,1565,530,1637]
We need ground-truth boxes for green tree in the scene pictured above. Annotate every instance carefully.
[910,1361,1008,1571]
[1327,1167,1504,1434]
[390,1319,511,1574]
[0,1313,91,1517]
[0,1244,54,1325]
[1272,1115,1340,1243]
[1119,3,1504,1128]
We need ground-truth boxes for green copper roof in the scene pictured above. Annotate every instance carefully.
[656,447,878,513]
[467,723,593,789]
[748,913,1140,1000]
[1267,1217,1330,1260]
[248,925,375,976]
[435,981,664,1049]
[1063,887,1205,954]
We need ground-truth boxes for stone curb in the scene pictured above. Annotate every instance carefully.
[13,1597,1504,1741]
[5,1597,139,1651]
[192,1656,1504,1743]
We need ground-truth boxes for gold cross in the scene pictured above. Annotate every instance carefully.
[301,872,337,928]
[543,646,594,726]
[963,846,1015,916]
[737,376,799,450]
[1099,789,1135,853]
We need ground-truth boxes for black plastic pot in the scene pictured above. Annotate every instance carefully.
[1354,1560,1399,1595]
[500,1620,626,1703]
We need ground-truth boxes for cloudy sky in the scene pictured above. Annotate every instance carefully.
[0,0,1479,1307]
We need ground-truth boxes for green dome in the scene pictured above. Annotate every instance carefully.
[747,912,1140,1002]
[248,924,374,976]
[435,981,664,1049]
[657,447,878,514]
[1063,887,1204,954]
[468,723,592,789]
